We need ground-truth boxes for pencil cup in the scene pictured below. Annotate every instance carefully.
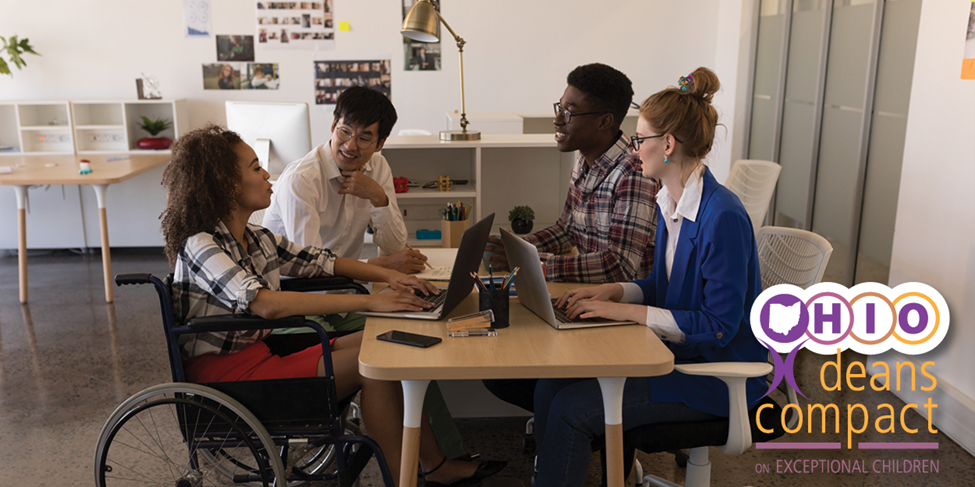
[441,219,470,248]
[478,289,510,329]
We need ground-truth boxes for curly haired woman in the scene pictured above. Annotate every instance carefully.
[160,125,505,487]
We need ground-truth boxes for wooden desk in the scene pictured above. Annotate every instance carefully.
[0,153,170,303]
[359,282,675,487]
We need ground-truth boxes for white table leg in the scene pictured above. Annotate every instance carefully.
[92,184,113,303]
[598,377,627,487]
[14,185,28,303]
[400,379,430,487]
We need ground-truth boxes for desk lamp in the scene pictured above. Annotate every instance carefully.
[401,0,480,141]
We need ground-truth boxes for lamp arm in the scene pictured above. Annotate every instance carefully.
[434,10,469,132]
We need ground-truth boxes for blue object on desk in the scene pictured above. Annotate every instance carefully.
[107,156,130,162]
[481,277,516,295]
[416,229,442,240]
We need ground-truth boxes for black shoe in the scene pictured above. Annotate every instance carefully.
[423,459,508,487]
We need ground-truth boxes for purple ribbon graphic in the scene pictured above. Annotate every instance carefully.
[761,339,808,400]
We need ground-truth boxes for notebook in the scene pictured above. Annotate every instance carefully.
[357,213,495,320]
[500,227,637,329]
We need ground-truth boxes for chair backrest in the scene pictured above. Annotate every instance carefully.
[756,226,833,291]
[725,159,781,231]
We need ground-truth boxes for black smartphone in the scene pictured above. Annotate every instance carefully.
[376,330,442,348]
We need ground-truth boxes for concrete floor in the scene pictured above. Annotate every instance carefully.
[1,248,972,486]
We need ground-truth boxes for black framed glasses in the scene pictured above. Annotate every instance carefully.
[334,125,378,150]
[630,133,683,150]
[553,102,609,123]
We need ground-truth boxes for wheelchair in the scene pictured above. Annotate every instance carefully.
[94,273,394,487]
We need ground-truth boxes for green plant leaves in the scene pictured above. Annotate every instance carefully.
[1,35,40,77]
[138,116,173,136]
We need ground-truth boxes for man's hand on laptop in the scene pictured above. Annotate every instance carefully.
[484,236,510,271]
[386,271,440,297]
[555,283,624,310]
[373,249,428,274]
[368,290,435,312]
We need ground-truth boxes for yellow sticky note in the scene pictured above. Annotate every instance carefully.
[339,21,350,31]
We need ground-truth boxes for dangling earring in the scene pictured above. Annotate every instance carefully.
[664,154,671,164]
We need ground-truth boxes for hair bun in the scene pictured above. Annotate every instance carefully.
[680,67,720,103]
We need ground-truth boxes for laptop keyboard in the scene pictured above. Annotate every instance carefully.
[421,291,449,309]
[550,298,619,324]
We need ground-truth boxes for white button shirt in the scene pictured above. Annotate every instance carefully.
[262,142,407,258]
[620,164,707,343]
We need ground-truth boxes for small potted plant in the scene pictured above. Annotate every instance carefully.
[508,205,535,235]
[136,116,173,150]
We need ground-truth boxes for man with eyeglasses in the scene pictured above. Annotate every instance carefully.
[263,86,425,276]
[483,63,659,414]
[262,86,471,460]
[486,63,658,285]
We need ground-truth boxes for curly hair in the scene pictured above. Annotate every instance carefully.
[160,124,244,266]
[566,63,634,131]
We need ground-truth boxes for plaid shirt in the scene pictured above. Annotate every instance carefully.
[173,221,336,359]
[525,133,658,282]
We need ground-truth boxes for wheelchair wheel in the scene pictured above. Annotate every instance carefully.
[94,383,286,487]
[199,401,362,486]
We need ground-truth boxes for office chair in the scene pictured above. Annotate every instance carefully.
[95,273,383,487]
[602,227,833,487]
[724,160,781,231]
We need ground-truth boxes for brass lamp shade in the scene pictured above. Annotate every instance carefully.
[401,1,440,43]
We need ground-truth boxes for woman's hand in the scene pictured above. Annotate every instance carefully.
[566,300,646,323]
[369,290,434,312]
[554,283,624,309]
[386,271,440,297]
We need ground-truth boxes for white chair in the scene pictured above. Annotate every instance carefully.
[634,228,832,487]
[755,226,833,291]
[724,160,781,231]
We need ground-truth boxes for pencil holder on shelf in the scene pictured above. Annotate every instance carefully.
[441,219,469,248]
[478,288,510,329]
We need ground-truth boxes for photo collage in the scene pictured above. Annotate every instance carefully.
[256,0,335,50]
[203,35,279,90]
[314,60,391,105]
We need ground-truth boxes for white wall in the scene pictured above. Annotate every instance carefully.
[0,0,740,174]
[872,0,975,456]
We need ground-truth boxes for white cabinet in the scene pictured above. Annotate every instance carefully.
[72,99,188,154]
[381,134,576,246]
[0,101,74,155]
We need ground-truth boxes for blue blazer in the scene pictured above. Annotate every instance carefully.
[636,167,766,417]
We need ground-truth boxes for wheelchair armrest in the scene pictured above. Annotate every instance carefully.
[674,362,773,456]
[185,314,308,332]
[279,275,369,294]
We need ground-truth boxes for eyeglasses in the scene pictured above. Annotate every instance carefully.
[334,125,378,150]
[630,133,683,151]
[553,102,609,124]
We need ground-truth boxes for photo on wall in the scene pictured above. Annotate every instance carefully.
[202,63,242,90]
[216,35,255,61]
[256,0,334,50]
[243,63,280,89]
[314,59,390,105]
[402,0,441,71]
[962,2,975,80]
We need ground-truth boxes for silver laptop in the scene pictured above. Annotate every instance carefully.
[500,228,637,329]
[358,213,495,320]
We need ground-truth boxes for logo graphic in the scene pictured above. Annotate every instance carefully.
[750,282,949,398]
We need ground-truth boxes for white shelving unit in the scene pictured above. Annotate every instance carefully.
[72,99,187,154]
[380,134,577,246]
[0,101,74,155]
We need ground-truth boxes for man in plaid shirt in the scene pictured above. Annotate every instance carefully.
[483,63,659,413]
[487,63,658,284]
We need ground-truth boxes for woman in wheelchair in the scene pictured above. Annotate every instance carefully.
[160,125,505,487]
[535,67,768,487]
